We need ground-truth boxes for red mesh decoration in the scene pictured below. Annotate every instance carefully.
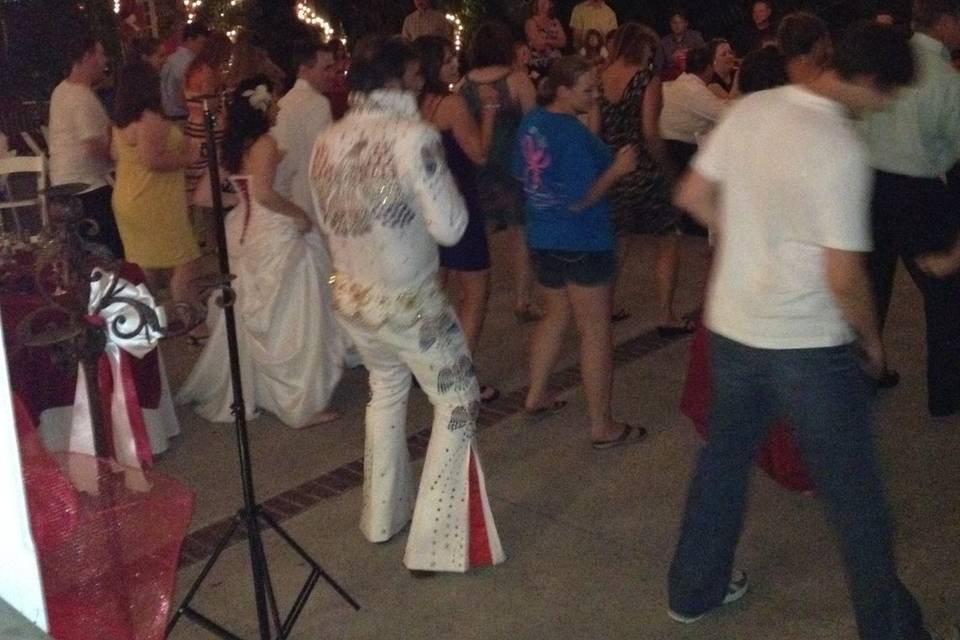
[14,395,194,640]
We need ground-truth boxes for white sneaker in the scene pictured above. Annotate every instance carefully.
[931,625,960,640]
[668,570,749,624]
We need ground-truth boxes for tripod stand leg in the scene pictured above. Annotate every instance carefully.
[259,508,361,611]
[166,514,242,636]
[257,530,284,632]
[244,508,274,640]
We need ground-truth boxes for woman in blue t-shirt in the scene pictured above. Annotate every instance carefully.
[514,55,646,449]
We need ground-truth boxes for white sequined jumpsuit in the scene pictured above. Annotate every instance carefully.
[309,89,505,572]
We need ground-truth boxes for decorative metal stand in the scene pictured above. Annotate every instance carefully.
[165,103,359,640]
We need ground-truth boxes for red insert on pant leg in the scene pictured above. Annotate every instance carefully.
[468,450,493,567]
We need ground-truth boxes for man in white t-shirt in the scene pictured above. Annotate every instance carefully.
[48,32,124,258]
[665,24,943,639]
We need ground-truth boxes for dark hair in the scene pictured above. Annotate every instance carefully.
[752,0,773,11]
[126,36,161,65]
[913,0,960,29]
[187,31,232,77]
[348,35,419,93]
[610,22,659,65]
[707,38,733,65]
[466,21,515,69]
[833,21,914,91]
[330,38,347,60]
[777,12,830,60]
[685,46,713,75]
[584,29,604,51]
[182,22,211,42]
[223,75,275,174]
[668,6,690,22]
[737,47,788,93]
[290,41,318,71]
[530,0,555,19]
[66,31,99,68]
[416,36,454,97]
[112,61,163,127]
[538,55,593,105]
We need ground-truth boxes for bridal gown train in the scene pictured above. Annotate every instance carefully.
[177,175,348,428]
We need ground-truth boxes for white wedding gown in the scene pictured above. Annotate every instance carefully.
[177,175,348,428]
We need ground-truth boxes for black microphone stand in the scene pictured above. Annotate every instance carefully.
[165,101,359,640]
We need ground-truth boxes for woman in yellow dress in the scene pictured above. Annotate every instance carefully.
[111,60,202,312]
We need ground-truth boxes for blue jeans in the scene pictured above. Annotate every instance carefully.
[668,332,928,640]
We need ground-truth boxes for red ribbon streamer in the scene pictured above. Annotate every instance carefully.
[86,315,154,466]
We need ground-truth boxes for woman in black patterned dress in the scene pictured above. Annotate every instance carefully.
[599,22,691,335]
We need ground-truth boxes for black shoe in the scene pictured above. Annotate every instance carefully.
[409,569,436,579]
[930,401,959,418]
[873,368,900,390]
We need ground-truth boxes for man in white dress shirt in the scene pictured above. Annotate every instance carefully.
[274,40,336,219]
[660,45,727,175]
[273,40,358,368]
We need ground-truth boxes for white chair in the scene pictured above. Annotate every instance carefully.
[0,155,47,235]
[20,131,46,160]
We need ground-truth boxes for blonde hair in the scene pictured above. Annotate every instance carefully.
[537,55,593,105]
[610,22,659,65]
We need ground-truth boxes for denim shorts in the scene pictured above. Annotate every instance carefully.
[529,249,616,289]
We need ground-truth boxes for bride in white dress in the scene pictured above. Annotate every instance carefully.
[177,76,346,428]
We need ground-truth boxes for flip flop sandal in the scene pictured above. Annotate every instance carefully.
[480,384,501,402]
[187,334,209,349]
[514,306,544,324]
[524,399,567,417]
[592,424,648,450]
[656,320,695,338]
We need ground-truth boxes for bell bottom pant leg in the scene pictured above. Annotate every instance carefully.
[395,308,504,572]
[338,319,416,544]
[338,308,504,572]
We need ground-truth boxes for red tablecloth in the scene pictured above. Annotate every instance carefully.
[679,321,814,493]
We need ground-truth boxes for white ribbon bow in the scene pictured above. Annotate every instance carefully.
[70,269,166,470]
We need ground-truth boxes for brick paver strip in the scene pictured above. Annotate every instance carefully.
[177,324,690,567]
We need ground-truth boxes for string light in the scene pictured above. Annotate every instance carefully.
[113,0,121,14]
[295,1,335,41]
[446,13,464,51]
[175,0,340,44]
[183,0,203,23]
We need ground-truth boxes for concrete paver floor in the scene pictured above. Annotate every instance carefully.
[160,232,959,640]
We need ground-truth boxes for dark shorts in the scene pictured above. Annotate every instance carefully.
[529,249,616,289]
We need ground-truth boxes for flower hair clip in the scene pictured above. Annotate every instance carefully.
[241,84,272,113]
